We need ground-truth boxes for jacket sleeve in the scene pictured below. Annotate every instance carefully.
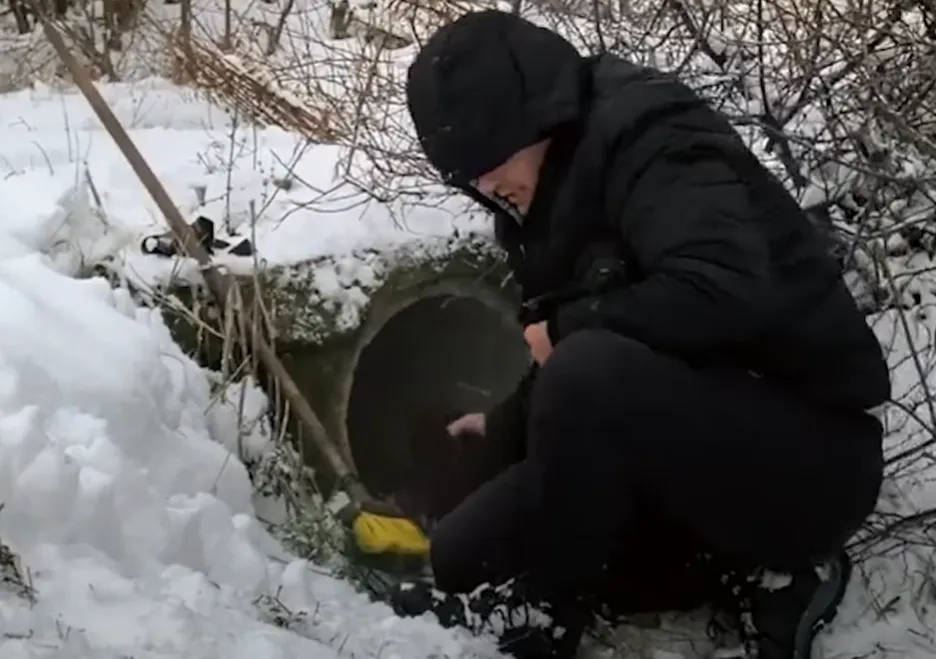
[549,151,774,355]
[483,365,537,461]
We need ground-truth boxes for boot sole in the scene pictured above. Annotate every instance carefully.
[792,551,852,659]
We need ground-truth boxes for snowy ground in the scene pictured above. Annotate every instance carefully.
[1,79,936,658]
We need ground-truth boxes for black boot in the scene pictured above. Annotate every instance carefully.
[388,576,590,659]
[717,551,852,659]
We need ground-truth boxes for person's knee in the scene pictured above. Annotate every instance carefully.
[547,330,650,376]
[535,329,657,406]
[525,331,652,451]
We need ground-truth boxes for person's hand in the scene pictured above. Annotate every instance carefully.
[524,321,553,365]
[447,412,486,437]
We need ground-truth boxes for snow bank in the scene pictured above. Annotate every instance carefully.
[0,156,495,657]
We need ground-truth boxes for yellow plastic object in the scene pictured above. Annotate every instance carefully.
[352,510,431,556]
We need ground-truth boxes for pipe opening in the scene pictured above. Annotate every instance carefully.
[346,294,529,519]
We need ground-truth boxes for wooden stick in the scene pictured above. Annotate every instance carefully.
[37,16,370,503]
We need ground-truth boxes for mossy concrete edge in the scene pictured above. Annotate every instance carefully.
[163,235,519,491]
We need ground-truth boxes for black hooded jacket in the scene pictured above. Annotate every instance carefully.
[406,11,891,440]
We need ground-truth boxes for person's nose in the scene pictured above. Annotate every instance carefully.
[474,174,498,197]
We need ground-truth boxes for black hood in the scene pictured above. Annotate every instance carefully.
[406,10,586,184]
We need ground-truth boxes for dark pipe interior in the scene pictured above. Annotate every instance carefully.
[346,294,530,521]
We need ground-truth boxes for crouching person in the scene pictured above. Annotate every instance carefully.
[388,10,889,659]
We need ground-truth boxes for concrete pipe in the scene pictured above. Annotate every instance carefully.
[257,239,530,510]
[160,238,530,516]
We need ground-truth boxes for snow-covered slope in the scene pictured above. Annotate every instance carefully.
[0,236,500,657]
[0,82,499,658]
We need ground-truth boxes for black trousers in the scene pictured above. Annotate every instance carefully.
[425,330,883,612]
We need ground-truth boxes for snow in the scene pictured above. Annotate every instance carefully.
[0,64,935,659]
[0,224,498,658]
[0,84,502,658]
[0,78,493,332]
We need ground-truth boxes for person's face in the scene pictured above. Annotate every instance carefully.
[474,140,550,215]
